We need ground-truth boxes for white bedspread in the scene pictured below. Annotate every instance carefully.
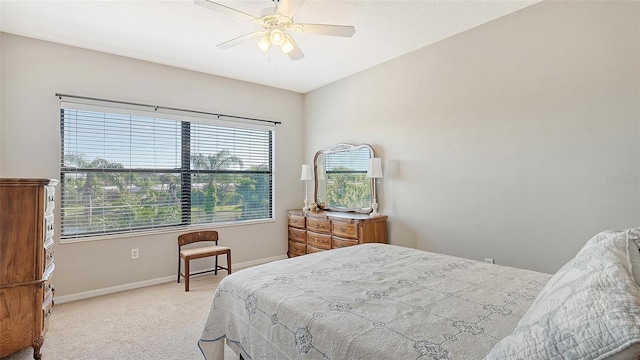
[198,243,550,360]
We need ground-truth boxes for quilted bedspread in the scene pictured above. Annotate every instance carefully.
[486,229,640,359]
[198,243,551,360]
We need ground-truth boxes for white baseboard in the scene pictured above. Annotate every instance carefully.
[54,254,288,304]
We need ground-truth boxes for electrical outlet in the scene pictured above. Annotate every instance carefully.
[484,258,494,264]
[131,248,139,260]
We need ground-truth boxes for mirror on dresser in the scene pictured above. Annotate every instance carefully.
[314,143,375,213]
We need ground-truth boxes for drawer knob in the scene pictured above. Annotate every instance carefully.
[340,226,347,232]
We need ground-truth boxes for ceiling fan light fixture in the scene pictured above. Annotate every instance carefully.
[197,0,355,61]
[280,35,295,55]
[270,28,285,46]
[257,35,271,53]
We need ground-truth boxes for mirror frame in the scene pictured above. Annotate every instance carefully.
[313,143,375,213]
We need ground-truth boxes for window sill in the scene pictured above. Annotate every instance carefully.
[58,218,276,245]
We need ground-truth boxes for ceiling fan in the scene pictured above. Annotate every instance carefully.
[195,0,356,61]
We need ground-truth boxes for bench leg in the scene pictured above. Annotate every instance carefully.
[227,250,232,274]
[184,258,190,292]
[177,256,181,283]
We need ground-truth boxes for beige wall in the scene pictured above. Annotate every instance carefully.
[304,0,640,273]
[0,33,304,297]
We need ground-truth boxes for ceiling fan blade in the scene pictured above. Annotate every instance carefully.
[296,23,355,37]
[217,31,266,49]
[276,0,305,18]
[286,37,305,61]
[288,47,305,61]
[195,0,259,22]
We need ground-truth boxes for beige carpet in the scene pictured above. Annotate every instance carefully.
[2,274,235,360]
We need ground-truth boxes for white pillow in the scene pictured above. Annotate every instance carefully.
[627,229,640,285]
[486,229,640,360]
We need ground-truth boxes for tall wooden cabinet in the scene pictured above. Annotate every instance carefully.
[286,209,388,257]
[0,179,57,360]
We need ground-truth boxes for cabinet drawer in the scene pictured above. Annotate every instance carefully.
[288,227,306,243]
[288,215,306,229]
[43,279,54,300]
[42,294,53,334]
[288,240,306,257]
[306,244,326,254]
[307,231,331,250]
[45,185,56,213]
[45,214,55,240]
[44,240,55,270]
[332,221,358,239]
[332,236,359,249]
[307,218,331,234]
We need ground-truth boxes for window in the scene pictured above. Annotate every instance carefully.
[59,101,274,239]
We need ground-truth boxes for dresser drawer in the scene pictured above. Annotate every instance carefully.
[307,218,331,234]
[44,240,55,271]
[42,293,53,334]
[306,244,326,254]
[288,215,306,229]
[45,185,56,214]
[307,231,331,250]
[45,214,55,240]
[332,236,359,248]
[332,221,358,239]
[43,279,54,300]
[288,227,306,243]
[288,240,306,257]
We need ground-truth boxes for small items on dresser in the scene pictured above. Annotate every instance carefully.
[0,178,57,360]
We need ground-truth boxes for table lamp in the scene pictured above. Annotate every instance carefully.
[300,164,313,211]
[366,158,383,217]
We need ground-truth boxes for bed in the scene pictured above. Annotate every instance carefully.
[199,229,640,360]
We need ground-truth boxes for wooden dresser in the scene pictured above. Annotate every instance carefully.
[286,209,388,257]
[0,178,57,360]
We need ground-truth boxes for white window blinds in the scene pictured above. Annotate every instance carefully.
[59,100,275,239]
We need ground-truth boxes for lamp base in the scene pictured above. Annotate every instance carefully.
[370,200,380,217]
[302,198,309,211]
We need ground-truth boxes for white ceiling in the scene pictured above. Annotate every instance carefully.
[0,0,539,93]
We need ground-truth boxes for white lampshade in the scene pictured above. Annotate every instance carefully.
[257,35,271,53]
[366,158,383,178]
[281,35,295,55]
[300,164,313,181]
